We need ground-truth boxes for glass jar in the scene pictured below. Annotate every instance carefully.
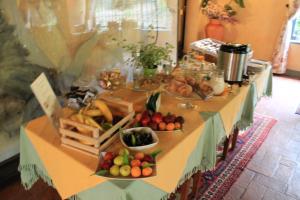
[132,67,143,90]
[211,70,225,95]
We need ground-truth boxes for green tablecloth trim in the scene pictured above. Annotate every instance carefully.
[265,65,273,97]
[236,83,257,130]
[18,126,53,190]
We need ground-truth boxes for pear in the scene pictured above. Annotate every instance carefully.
[109,165,120,176]
[120,165,131,177]
[113,155,124,166]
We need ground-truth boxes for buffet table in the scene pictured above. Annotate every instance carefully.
[19,65,272,200]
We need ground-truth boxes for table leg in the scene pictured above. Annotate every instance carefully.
[190,171,202,199]
[231,127,239,150]
[179,178,191,200]
[168,193,177,200]
[222,135,232,160]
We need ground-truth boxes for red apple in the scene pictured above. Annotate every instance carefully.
[135,152,145,160]
[142,110,150,118]
[143,155,154,163]
[163,113,176,124]
[151,112,163,124]
[141,115,150,126]
[104,152,115,161]
[149,121,158,130]
[100,160,112,170]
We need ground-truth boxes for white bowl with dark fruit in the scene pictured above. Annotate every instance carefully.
[120,127,159,151]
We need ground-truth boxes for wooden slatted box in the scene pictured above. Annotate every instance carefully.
[59,98,135,157]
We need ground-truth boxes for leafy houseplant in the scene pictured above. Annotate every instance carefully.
[114,32,173,77]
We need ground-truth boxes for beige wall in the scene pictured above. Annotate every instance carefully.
[287,44,300,71]
[184,0,288,61]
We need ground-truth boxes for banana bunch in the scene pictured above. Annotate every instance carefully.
[69,99,113,135]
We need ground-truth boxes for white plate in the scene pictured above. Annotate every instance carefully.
[120,127,159,151]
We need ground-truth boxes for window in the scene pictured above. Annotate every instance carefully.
[291,16,300,43]
[94,0,172,31]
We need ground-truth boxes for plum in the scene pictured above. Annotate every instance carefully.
[175,116,185,124]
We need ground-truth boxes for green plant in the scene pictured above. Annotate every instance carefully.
[114,29,174,69]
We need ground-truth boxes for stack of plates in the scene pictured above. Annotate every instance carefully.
[248,59,269,72]
[190,38,224,57]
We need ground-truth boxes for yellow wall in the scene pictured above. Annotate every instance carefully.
[287,44,300,71]
[184,0,288,61]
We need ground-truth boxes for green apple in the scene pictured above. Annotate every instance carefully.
[119,148,130,156]
[114,155,124,166]
[120,165,131,177]
[109,165,120,176]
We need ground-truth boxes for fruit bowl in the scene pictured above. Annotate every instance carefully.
[120,127,159,151]
[95,150,158,179]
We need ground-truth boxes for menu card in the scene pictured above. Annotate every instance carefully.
[30,73,61,127]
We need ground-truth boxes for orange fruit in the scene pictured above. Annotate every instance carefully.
[158,122,166,131]
[134,152,145,160]
[166,123,175,131]
[174,122,181,130]
[131,166,141,177]
[131,159,141,167]
[142,167,153,177]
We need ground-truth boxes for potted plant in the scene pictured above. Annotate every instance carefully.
[115,32,174,78]
[201,0,245,40]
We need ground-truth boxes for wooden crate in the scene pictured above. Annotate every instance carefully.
[99,89,148,112]
[59,98,135,157]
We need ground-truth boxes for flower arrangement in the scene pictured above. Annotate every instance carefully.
[201,0,245,23]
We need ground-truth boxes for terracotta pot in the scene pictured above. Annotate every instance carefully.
[205,19,225,41]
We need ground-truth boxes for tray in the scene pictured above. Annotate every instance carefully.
[95,152,157,179]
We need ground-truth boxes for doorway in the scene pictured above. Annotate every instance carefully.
[177,0,187,59]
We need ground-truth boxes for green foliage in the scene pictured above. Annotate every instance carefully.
[114,28,174,69]
[122,41,173,69]
[201,0,209,8]
[224,4,237,17]
[234,0,245,8]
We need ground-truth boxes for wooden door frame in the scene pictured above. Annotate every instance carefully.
[177,0,187,59]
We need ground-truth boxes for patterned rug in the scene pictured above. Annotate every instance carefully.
[195,114,277,200]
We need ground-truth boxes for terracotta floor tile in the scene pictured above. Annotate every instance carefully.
[241,181,267,200]
[263,189,296,200]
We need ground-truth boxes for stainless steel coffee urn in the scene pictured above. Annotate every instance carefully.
[217,43,252,85]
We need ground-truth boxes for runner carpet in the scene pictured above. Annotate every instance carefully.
[194,114,276,200]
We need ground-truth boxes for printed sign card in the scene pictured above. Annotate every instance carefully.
[31,73,61,127]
